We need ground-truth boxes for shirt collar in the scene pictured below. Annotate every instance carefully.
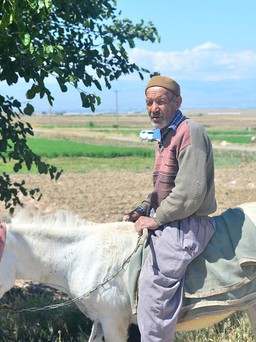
[167,110,186,132]
[153,110,186,141]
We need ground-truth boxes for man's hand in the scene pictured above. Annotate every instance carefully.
[134,216,159,235]
[122,210,142,222]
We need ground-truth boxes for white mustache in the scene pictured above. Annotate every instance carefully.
[150,112,161,118]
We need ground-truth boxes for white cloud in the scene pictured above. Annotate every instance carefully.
[128,43,256,81]
[191,42,221,51]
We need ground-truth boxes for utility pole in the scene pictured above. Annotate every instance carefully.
[115,90,119,128]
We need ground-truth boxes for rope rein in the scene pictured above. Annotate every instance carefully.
[0,230,148,313]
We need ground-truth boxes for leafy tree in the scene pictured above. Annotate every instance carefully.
[0,0,159,213]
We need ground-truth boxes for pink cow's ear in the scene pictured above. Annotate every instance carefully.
[0,222,6,261]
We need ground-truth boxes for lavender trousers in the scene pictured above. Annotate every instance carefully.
[137,216,216,342]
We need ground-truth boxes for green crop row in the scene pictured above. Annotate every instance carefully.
[1,138,255,174]
[209,135,254,144]
[26,138,154,159]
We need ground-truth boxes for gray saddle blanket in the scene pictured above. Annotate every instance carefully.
[128,207,256,321]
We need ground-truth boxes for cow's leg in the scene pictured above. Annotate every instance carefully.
[246,305,256,342]
[88,320,104,342]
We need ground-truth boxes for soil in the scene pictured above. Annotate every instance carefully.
[1,161,256,222]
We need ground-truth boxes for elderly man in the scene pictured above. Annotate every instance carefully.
[123,75,217,341]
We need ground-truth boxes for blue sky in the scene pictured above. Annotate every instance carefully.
[1,0,256,113]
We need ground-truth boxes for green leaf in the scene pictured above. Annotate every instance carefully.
[0,139,7,152]
[80,92,90,108]
[25,154,32,170]
[45,45,54,54]
[21,33,31,46]
[26,85,38,99]
[29,43,35,54]
[24,104,34,115]
[102,45,109,57]
[13,99,21,108]
[55,169,63,181]
[6,71,18,85]
[38,161,48,174]
[96,96,101,106]
[94,79,102,91]
[57,78,68,92]
[13,162,22,172]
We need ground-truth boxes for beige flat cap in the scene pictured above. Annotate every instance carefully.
[145,76,180,96]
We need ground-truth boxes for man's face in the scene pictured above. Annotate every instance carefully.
[146,87,181,129]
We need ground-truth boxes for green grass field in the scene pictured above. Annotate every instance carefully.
[1,134,256,174]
